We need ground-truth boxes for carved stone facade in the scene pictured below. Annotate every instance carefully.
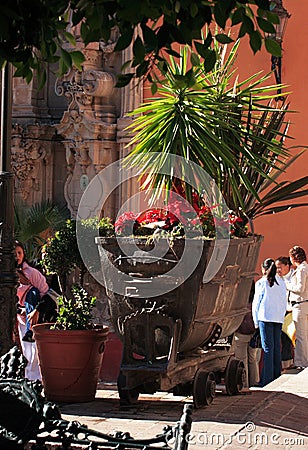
[54,39,142,218]
[9,36,142,215]
[8,36,143,328]
[11,123,56,204]
[10,62,67,208]
[55,58,118,217]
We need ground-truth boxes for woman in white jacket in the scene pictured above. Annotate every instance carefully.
[286,246,308,368]
[252,258,287,387]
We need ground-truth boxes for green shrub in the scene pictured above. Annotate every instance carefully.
[52,284,96,330]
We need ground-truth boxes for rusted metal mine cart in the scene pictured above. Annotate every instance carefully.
[96,235,262,408]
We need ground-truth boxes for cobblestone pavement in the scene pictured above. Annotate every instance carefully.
[60,367,308,450]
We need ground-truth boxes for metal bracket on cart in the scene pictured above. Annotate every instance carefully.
[121,308,181,368]
[201,324,222,350]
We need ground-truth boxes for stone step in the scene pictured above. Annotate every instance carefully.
[259,367,307,393]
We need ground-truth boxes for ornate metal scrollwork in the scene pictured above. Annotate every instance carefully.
[0,346,193,450]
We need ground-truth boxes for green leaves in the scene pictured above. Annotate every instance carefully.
[133,36,146,65]
[203,49,217,73]
[55,284,97,331]
[114,29,134,52]
[56,49,85,76]
[249,176,308,219]
[60,48,72,71]
[0,0,288,87]
[257,16,276,34]
[194,35,216,72]
[70,51,85,71]
[215,34,234,45]
[255,0,271,9]
[265,38,282,57]
[63,31,76,47]
[42,219,83,283]
[250,31,262,54]
[115,73,135,88]
[190,52,200,67]
[14,200,68,263]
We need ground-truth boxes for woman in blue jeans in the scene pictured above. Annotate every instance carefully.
[252,258,287,387]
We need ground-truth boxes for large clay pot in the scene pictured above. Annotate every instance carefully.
[33,324,109,403]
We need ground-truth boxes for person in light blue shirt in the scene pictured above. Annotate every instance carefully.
[252,258,287,387]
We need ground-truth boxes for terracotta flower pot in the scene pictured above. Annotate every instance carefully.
[33,323,109,403]
[99,331,123,383]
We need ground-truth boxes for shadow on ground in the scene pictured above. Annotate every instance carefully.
[60,377,308,438]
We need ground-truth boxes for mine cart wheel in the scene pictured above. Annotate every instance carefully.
[117,372,140,406]
[193,370,216,408]
[224,358,245,396]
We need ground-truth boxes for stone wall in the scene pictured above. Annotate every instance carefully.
[9,35,143,326]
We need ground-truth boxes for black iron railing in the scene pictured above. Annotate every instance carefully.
[0,346,193,450]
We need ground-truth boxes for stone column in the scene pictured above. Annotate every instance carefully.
[0,65,18,356]
[117,44,143,213]
[0,173,18,355]
[55,46,118,218]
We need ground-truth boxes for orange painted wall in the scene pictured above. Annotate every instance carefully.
[143,1,308,276]
[236,0,308,272]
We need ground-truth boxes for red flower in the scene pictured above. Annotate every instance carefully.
[114,206,247,238]
[137,209,164,224]
[136,208,179,232]
[115,212,139,235]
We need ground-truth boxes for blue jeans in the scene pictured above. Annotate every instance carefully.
[24,287,40,334]
[259,321,282,387]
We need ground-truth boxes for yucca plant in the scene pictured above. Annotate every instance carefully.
[125,41,308,229]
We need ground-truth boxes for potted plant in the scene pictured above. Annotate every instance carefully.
[40,217,118,387]
[33,285,109,403]
[93,41,308,406]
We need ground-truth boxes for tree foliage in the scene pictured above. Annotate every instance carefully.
[0,0,281,86]
[42,217,113,293]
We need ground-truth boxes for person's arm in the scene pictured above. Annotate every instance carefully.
[28,309,40,326]
[26,267,49,296]
[252,280,263,328]
[285,266,307,296]
[24,267,49,325]
[17,269,31,286]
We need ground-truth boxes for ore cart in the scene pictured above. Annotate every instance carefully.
[96,235,262,408]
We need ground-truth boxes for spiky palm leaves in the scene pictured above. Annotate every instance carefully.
[14,200,68,263]
[125,42,308,226]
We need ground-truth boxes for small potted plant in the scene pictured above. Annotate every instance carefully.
[33,285,109,403]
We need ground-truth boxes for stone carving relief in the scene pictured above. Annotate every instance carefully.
[11,123,55,205]
[55,27,143,219]
[55,45,119,218]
